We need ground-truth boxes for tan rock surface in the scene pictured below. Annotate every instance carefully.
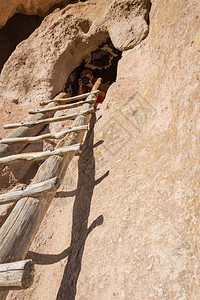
[0,0,71,29]
[105,0,150,51]
[0,0,150,105]
[0,0,199,299]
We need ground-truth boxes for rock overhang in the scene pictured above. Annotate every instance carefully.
[0,0,150,104]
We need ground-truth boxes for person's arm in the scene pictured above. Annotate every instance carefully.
[96,88,106,104]
[78,77,105,101]
[99,89,105,98]
[78,79,84,95]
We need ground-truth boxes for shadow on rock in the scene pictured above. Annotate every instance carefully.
[56,113,108,300]
[27,113,108,299]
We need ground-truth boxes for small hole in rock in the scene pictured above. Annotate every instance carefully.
[78,19,91,34]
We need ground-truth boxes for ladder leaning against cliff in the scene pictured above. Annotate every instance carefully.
[0,78,101,298]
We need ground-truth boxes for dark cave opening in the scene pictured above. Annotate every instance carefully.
[0,13,42,73]
[64,38,122,97]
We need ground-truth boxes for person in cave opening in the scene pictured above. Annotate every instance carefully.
[78,69,106,103]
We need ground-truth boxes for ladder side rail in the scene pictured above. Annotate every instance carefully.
[0,79,101,300]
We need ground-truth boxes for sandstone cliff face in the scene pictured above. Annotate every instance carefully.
[1,0,200,299]
[0,0,71,29]
[0,0,150,105]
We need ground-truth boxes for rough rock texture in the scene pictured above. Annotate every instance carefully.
[1,0,200,299]
[0,0,71,29]
[0,0,150,105]
[105,0,150,51]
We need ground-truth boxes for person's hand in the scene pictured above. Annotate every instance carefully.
[78,79,83,87]
[87,80,93,89]
[79,78,93,88]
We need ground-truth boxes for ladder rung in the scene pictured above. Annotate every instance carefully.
[40,90,99,106]
[0,177,60,205]
[29,98,95,114]
[0,144,81,165]
[4,108,94,129]
[0,125,88,144]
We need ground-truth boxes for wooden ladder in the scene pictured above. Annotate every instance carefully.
[0,79,101,298]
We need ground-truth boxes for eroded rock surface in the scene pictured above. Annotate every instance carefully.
[0,0,150,105]
[105,0,150,51]
[1,0,200,299]
[0,0,71,29]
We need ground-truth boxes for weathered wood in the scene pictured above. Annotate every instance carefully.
[0,93,71,159]
[4,108,95,129]
[0,79,101,300]
[29,97,96,114]
[0,144,81,165]
[40,90,99,106]
[0,125,88,144]
[0,178,60,205]
[0,260,34,290]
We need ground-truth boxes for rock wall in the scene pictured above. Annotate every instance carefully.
[1,0,200,299]
[0,0,71,29]
[0,0,150,105]
[0,13,42,72]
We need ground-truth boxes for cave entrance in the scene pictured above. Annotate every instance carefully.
[0,13,42,73]
[64,38,122,97]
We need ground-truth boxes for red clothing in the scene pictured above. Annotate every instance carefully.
[96,94,104,103]
[82,87,104,103]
